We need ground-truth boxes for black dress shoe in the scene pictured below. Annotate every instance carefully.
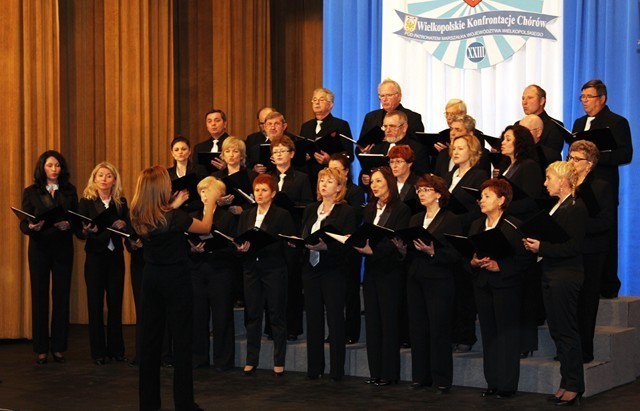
[242,366,256,376]
[436,386,451,394]
[375,379,398,386]
[346,338,358,345]
[556,392,582,406]
[401,342,411,349]
[93,358,106,365]
[409,382,426,390]
[481,388,498,397]
[496,390,515,399]
[52,353,65,363]
[36,355,48,365]
[273,369,285,377]
[287,334,298,341]
[364,378,380,385]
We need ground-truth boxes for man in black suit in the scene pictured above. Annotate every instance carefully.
[247,111,288,173]
[358,79,424,145]
[572,79,633,298]
[245,106,275,167]
[520,114,562,172]
[193,109,230,171]
[519,84,565,153]
[433,114,490,178]
[299,88,353,185]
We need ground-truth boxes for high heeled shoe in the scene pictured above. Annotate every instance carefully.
[481,388,498,397]
[52,352,65,363]
[375,379,398,387]
[273,366,285,377]
[548,389,566,402]
[36,354,48,365]
[242,366,256,376]
[555,392,582,407]
[364,378,380,385]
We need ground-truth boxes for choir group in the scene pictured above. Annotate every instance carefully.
[16,78,632,410]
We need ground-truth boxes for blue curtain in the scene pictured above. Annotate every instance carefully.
[324,0,640,295]
[323,0,383,179]
[563,0,640,296]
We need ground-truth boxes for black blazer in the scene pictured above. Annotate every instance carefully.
[398,173,421,215]
[367,137,429,176]
[345,182,366,223]
[434,146,491,178]
[20,184,78,245]
[572,105,633,203]
[515,110,565,153]
[359,104,425,144]
[237,204,297,269]
[406,209,463,279]
[446,166,489,230]
[193,132,230,156]
[270,167,314,205]
[502,158,544,220]
[533,143,562,174]
[300,202,357,272]
[167,163,208,182]
[468,214,529,289]
[213,167,258,211]
[245,131,269,169]
[189,206,237,267]
[538,196,588,274]
[577,174,614,254]
[77,197,130,254]
[362,200,411,271]
[299,113,354,160]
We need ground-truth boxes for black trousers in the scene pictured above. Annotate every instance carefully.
[286,262,304,336]
[600,209,620,297]
[451,264,477,346]
[129,248,144,362]
[520,263,544,352]
[244,263,287,367]
[139,263,195,411]
[474,281,522,392]
[344,253,362,342]
[578,252,606,362]
[407,274,454,387]
[28,241,73,354]
[302,264,347,379]
[192,261,235,370]
[542,270,585,393]
[363,267,402,381]
[84,249,125,359]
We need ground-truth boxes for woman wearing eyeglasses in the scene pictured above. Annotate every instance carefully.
[567,141,615,364]
[523,162,588,406]
[401,174,462,393]
[354,166,411,386]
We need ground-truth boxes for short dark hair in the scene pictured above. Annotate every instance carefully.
[329,152,352,179]
[170,135,191,149]
[581,79,607,101]
[501,125,535,162]
[479,178,513,210]
[33,150,71,188]
[253,173,277,192]
[204,109,227,122]
[416,174,450,207]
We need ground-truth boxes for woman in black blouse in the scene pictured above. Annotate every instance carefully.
[354,166,410,386]
[568,140,615,364]
[236,174,296,377]
[214,136,258,215]
[20,150,78,364]
[131,166,214,411]
[523,161,588,406]
[167,136,208,212]
[402,174,462,392]
[301,167,357,381]
[77,161,129,365]
[189,176,237,371]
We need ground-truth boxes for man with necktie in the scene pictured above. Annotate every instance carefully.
[194,109,229,171]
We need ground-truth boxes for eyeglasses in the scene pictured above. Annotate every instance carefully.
[272,149,290,155]
[566,155,588,162]
[416,187,436,194]
[381,123,405,131]
[265,122,284,128]
[311,97,329,103]
[389,159,406,165]
[579,94,602,101]
[378,93,398,99]
[444,111,460,119]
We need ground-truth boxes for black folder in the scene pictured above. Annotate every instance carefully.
[356,152,388,173]
[571,128,617,152]
[311,130,351,156]
[444,227,514,259]
[171,173,199,201]
[414,132,449,156]
[394,226,443,248]
[234,227,277,252]
[258,143,276,171]
[11,205,66,229]
[278,224,341,248]
[344,222,395,248]
[518,210,569,243]
[357,126,385,147]
[483,135,502,151]
[222,172,255,206]
[460,186,481,200]
[185,230,230,252]
[447,195,470,215]
[197,152,221,174]
[489,152,507,169]
[498,175,528,202]
[67,209,130,237]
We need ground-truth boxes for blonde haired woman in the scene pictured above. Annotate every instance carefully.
[523,161,588,406]
[77,161,129,365]
[131,166,213,411]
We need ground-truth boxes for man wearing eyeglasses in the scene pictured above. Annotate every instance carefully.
[572,79,633,299]
[246,107,275,168]
[517,84,565,153]
[358,79,424,148]
[247,111,288,173]
[299,88,354,185]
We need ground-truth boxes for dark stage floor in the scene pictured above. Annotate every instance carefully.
[0,325,638,410]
